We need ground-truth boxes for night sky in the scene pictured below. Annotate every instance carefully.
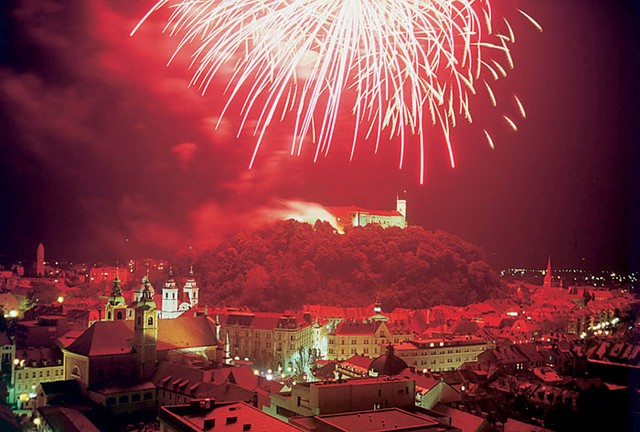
[0,0,638,272]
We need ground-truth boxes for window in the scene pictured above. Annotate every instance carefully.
[144,392,153,400]
[17,373,21,380]
[147,317,154,326]
[71,366,81,378]
[32,372,36,378]
[352,339,357,345]
[119,395,129,404]
[107,397,116,406]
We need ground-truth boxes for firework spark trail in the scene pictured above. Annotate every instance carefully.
[133,0,541,183]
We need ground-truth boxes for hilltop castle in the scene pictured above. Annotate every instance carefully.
[327,195,407,231]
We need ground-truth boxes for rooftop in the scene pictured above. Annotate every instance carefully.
[161,401,302,431]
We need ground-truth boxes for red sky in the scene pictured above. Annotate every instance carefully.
[0,0,638,272]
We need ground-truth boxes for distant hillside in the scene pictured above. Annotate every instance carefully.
[183,220,505,311]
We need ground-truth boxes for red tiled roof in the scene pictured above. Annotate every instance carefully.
[335,321,376,335]
[66,315,218,357]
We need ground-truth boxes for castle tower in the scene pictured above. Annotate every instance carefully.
[373,293,382,314]
[543,256,553,289]
[36,243,45,277]
[396,193,407,228]
[105,271,127,321]
[183,266,199,308]
[369,293,389,322]
[161,266,179,319]
[133,277,158,381]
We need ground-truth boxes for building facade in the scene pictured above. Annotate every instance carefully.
[393,337,495,372]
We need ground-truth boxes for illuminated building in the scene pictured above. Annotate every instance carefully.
[327,196,408,231]
[182,266,199,308]
[10,347,64,410]
[62,312,220,415]
[326,302,413,360]
[393,337,495,372]
[161,267,180,319]
[218,309,315,374]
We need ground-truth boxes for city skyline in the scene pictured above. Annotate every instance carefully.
[0,1,638,272]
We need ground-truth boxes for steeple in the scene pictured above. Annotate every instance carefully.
[134,269,158,380]
[183,265,199,308]
[105,269,127,321]
[161,266,179,319]
[543,256,553,289]
[138,275,156,309]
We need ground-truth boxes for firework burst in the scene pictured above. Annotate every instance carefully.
[133,0,540,183]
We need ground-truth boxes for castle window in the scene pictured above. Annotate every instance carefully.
[148,317,154,326]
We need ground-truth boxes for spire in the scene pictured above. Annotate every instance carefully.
[107,271,125,306]
[138,270,156,308]
[543,256,553,289]
[112,273,123,296]
[165,266,176,287]
[183,265,199,308]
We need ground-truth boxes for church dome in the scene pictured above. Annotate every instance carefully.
[369,345,408,377]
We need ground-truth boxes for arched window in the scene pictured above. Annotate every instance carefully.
[147,316,154,326]
[116,310,123,320]
[71,365,81,378]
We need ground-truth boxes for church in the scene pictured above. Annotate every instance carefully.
[104,266,200,322]
[63,271,221,416]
